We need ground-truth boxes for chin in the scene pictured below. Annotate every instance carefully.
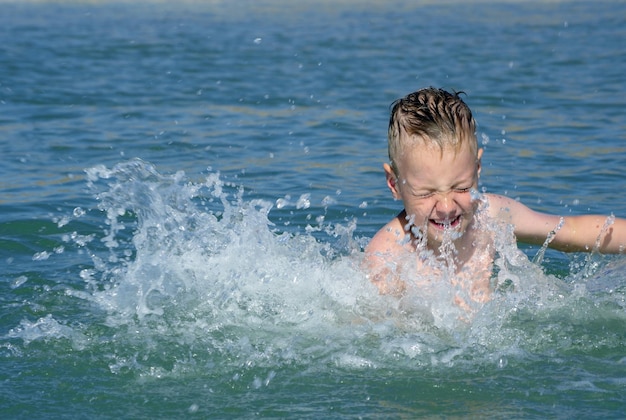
[427,226,467,248]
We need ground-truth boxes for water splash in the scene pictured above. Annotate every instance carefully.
[8,159,626,381]
[532,216,565,265]
[576,214,617,279]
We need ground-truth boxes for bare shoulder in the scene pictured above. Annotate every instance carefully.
[364,212,410,295]
[483,193,517,218]
[365,211,408,257]
[483,193,538,221]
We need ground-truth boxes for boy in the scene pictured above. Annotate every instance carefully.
[365,87,626,302]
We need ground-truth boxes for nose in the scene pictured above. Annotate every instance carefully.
[434,191,457,216]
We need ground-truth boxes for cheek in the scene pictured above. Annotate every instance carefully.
[402,198,432,218]
[457,195,477,212]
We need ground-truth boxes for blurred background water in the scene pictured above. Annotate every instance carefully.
[1,0,626,418]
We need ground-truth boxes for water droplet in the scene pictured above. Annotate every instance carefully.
[322,195,337,206]
[296,193,311,209]
[498,357,508,369]
[11,276,28,289]
[32,251,51,261]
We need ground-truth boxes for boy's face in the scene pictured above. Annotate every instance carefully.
[385,139,482,249]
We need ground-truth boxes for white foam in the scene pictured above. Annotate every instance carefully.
[15,158,623,375]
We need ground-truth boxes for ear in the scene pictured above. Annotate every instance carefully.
[476,148,483,178]
[384,163,401,200]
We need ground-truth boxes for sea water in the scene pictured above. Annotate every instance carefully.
[1,0,626,418]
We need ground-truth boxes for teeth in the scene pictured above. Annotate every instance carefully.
[432,216,459,227]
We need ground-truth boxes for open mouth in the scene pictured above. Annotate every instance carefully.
[430,215,462,230]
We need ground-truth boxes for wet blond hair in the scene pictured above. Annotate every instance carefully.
[388,87,478,175]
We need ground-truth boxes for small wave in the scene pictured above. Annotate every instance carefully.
[8,159,626,379]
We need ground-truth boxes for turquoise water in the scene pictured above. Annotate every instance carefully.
[2,0,626,417]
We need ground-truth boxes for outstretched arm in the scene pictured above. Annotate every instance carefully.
[487,194,626,254]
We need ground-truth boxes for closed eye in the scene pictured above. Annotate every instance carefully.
[411,186,473,199]
[454,187,472,193]
[413,191,435,199]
